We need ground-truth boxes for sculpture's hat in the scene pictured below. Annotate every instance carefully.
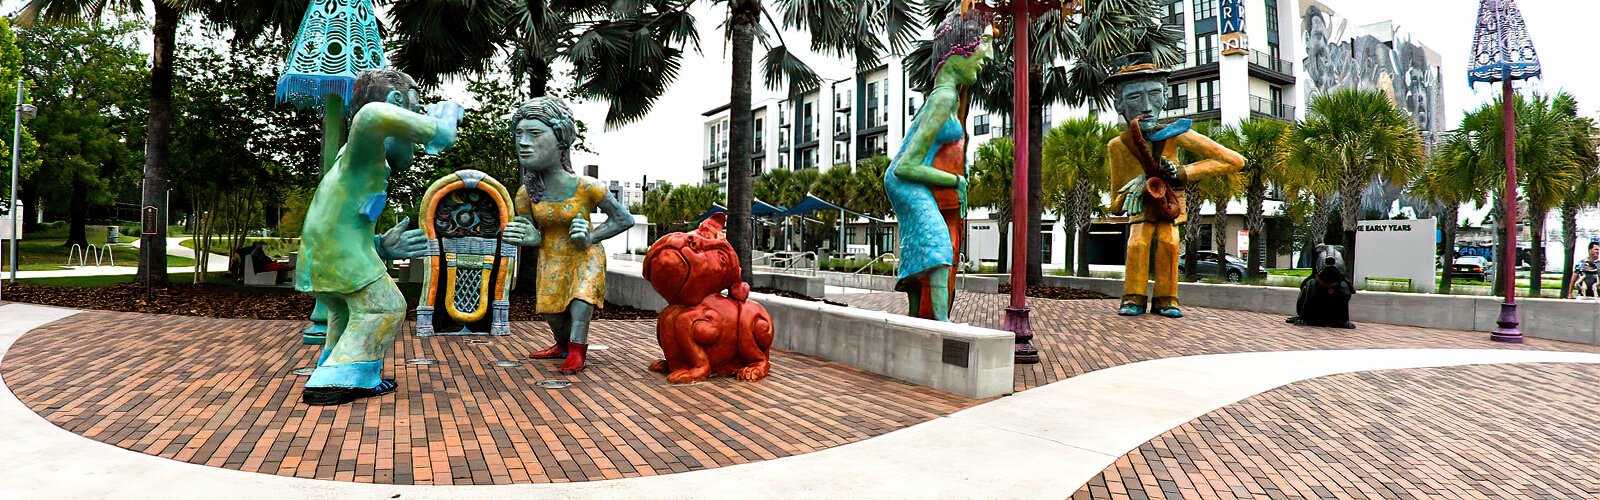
[1102,52,1170,87]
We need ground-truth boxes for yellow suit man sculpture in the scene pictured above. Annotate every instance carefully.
[1105,53,1244,318]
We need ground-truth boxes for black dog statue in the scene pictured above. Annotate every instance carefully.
[1287,244,1355,329]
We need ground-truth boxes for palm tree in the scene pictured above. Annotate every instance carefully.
[1215,118,1287,280]
[969,137,1015,273]
[1041,116,1115,277]
[909,0,1179,285]
[810,165,854,254]
[1509,92,1585,295]
[1179,119,1218,280]
[847,156,892,256]
[1559,122,1600,297]
[19,0,306,286]
[386,1,700,127]
[1191,154,1244,281]
[1409,132,1488,294]
[1281,88,1424,279]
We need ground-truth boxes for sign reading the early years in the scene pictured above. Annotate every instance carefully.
[1354,218,1437,293]
[1220,0,1249,55]
[141,206,158,235]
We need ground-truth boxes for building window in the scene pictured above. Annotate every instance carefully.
[1194,33,1217,65]
[1268,42,1281,64]
[1040,223,1054,263]
[1198,224,1214,250]
[1166,83,1189,110]
[833,141,849,165]
[1042,106,1053,129]
[1193,0,1216,20]
[802,102,816,142]
[866,81,882,128]
[1197,78,1219,111]
[973,113,991,136]
[1264,0,1279,36]
[907,96,920,117]
[754,117,765,151]
[1162,0,1184,25]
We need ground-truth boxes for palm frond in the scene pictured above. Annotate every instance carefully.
[760,44,820,92]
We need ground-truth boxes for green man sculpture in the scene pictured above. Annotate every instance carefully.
[296,69,463,406]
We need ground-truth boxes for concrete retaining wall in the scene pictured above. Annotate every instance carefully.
[608,268,1016,398]
[610,253,826,298]
[1016,275,1600,345]
[813,270,1001,294]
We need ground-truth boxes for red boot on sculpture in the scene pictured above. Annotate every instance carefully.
[641,213,775,384]
[527,341,569,359]
[559,343,588,374]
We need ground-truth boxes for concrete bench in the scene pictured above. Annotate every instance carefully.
[606,267,1015,398]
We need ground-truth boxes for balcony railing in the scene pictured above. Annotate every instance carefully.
[1164,95,1221,116]
[1249,95,1295,120]
[1248,49,1293,75]
[1172,47,1219,70]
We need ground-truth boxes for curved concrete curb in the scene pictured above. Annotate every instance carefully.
[3,303,1598,499]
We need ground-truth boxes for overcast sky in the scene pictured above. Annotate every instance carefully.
[6,0,1597,187]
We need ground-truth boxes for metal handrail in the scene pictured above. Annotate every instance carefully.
[854,253,898,275]
[771,251,818,276]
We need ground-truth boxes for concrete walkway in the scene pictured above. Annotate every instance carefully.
[3,302,1598,499]
[6,237,230,279]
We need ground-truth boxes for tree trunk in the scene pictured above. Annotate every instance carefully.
[65,177,89,249]
[1530,208,1545,296]
[727,1,758,283]
[1561,203,1578,298]
[1212,199,1229,280]
[137,3,177,286]
[1061,223,1075,276]
[1338,172,1365,281]
[1440,204,1457,294]
[19,180,41,232]
[1182,184,1203,280]
[1305,195,1334,267]
[996,214,1010,274]
[1025,68,1044,285]
[1076,225,1091,277]
[1245,168,1266,280]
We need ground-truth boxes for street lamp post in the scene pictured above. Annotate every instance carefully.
[1468,0,1541,343]
[7,80,36,293]
[970,0,1077,364]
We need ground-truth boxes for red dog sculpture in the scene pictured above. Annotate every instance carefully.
[642,213,774,383]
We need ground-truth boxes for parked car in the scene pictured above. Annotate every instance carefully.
[1179,251,1247,282]
[1452,256,1494,282]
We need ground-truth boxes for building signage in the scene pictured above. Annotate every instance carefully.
[1353,218,1436,293]
[1220,0,1249,55]
[141,206,159,235]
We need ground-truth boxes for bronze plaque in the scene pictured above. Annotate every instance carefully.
[941,339,970,368]
[140,206,158,235]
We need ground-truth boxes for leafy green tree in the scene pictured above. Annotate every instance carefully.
[1282,88,1423,278]
[969,137,1014,273]
[1041,117,1115,277]
[809,165,854,253]
[847,156,892,255]
[20,0,306,284]
[1214,118,1287,280]
[0,16,42,241]
[396,75,524,212]
[14,20,144,249]
[1511,92,1585,295]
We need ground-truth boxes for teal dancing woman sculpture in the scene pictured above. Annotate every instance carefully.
[297,69,463,405]
[885,10,993,322]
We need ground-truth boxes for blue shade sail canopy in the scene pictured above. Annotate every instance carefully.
[1468,0,1541,85]
[697,200,788,222]
[276,0,387,110]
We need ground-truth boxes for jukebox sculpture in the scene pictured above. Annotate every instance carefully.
[416,170,518,336]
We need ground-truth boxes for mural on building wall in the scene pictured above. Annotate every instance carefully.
[1300,1,1444,138]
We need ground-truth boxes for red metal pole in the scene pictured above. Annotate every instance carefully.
[1005,1,1040,363]
[1492,73,1523,342]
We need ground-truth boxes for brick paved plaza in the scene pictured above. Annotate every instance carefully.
[2,293,1598,498]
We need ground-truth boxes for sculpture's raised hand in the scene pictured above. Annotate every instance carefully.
[378,217,430,260]
[424,101,466,154]
[570,218,591,248]
[504,216,541,247]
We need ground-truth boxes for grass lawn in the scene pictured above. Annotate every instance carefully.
[1,237,196,271]
[181,237,300,258]
[14,272,232,288]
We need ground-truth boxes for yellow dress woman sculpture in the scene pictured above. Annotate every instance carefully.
[502,97,635,374]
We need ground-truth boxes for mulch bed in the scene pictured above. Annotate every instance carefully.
[997,284,1115,300]
[1,282,656,321]
[750,286,849,307]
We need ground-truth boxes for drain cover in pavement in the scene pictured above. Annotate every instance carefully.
[588,344,610,351]
[291,367,315,376]
[535,380,572,389]
[466,339,491,346]
[406,358,438,365]
[492,360,523,368]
